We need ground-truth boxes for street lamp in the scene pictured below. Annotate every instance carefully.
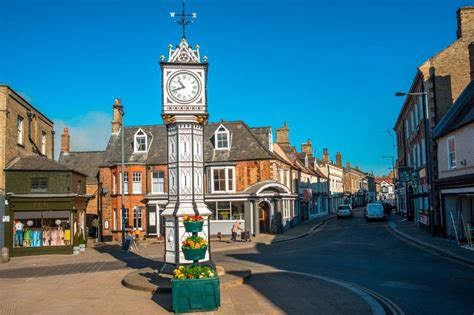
[119,106,126,249]
[395,90,434,236]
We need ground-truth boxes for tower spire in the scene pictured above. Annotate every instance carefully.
[170,0,197,39]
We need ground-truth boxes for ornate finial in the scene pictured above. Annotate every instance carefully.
[160,55,165,61]
[170,0,197,39]
[203,56,208,62]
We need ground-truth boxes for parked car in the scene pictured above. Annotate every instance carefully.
[337,205,353,219]
[365,203,385,221]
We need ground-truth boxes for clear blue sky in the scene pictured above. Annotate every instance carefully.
[1,0,471,175]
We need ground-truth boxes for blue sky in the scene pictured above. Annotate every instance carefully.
[0,0,471,175]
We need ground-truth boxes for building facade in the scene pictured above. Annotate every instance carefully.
[433,80,474,239]
[0,86,54,194]
[394,7,474,232]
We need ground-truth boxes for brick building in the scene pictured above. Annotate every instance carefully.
[0,86,54,194]
[0,86,54,248]
[58,127,104,238]
[66,102,300,241]
[394,6,474,232]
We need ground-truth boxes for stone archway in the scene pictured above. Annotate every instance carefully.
[258,201,271,234]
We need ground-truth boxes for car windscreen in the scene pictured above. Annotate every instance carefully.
[338,206,350,210]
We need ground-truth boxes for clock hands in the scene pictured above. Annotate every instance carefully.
[172,79,186,92]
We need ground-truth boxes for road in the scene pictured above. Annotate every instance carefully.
[215,210,474,315]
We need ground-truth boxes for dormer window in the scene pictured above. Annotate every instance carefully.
[215,125,229,150]
[134,129,147,153]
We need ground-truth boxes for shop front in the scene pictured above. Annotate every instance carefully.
[5,196,87,257]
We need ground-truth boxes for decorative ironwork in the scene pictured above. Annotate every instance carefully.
[170,0,197,39]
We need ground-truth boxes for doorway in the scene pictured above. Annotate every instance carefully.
[258,201,270,233]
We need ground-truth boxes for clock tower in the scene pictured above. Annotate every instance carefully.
[160,1,211,268]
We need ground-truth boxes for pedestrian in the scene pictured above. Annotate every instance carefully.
[230,220,243,242]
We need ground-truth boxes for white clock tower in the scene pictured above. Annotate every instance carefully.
[160,0,212,267]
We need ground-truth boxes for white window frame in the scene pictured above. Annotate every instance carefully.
[151,171,165,194]
[41,131,46,154]
[133,129,147,153]
[132,171,142,194]
[113,209,117,230]
[120,172,129,194]
[113,174,117,194]
[447,136,456,169]
[215,124,230,150]
[133,207,143,230]
[17,116,23,145]
[210,166,235,193]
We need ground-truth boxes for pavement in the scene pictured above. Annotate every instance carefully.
[386,215,474,267]
[1,211,378,315]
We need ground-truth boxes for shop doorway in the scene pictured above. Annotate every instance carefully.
[258,201,270,233]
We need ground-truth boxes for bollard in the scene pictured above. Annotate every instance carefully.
[1,247,9,263]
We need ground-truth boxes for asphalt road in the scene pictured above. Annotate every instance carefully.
[215,210,474,315]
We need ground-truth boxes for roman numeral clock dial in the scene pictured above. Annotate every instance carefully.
[167,71,201,103]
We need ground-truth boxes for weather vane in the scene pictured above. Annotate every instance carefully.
[170,0,197,39]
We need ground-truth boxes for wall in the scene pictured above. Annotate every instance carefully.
[0,87,54,193]
[437,123,474,178]
[235,160,272,192]
[5,171,81,194]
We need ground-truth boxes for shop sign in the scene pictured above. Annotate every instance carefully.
[400,170,410,182]
[419,168,426,179]
[2,215,9,222]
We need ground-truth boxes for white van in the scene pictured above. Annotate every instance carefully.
[365,203,385,221]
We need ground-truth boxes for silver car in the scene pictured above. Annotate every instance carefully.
[337,205,353,218]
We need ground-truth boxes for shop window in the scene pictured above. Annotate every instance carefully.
[30,178,48,193]
[206,201,244,221]
[132,172,142,194]
[447,136,456,169]
[133,207,142,229]
[152,171,165,194]
[13,211,71,248]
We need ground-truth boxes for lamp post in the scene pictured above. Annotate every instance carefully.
[395,91,434,236]
[119,106,126,249]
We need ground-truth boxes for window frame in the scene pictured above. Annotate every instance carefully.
[210,166,235,193]
[120,172,129,194]
[17,116,24,145]
[30,177,48,193]
[215,125,230,150]
[41,131,47,155]
[132,171,142,194]
[447,136,457,170]
[151,171,165,194]
[133,129,147,153]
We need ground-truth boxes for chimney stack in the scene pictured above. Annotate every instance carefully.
[346,161,351,169]
[336,152,342,167]
[61,128,70,154]
[275,122,290,147]
[457,7,474,39]
[469,42,474,81]
[323,148,329,163]
[301,139,313,156]
[112,98,123,134]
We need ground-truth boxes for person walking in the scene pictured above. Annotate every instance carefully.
[230,220,243,242]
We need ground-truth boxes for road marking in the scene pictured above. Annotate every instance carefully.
[331,241,376,246]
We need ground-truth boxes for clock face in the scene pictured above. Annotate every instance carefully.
[167,71,201,103]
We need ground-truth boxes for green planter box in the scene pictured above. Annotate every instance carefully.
[182,247,207,261]
[172,277,220,313]
[184,221,204,233]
